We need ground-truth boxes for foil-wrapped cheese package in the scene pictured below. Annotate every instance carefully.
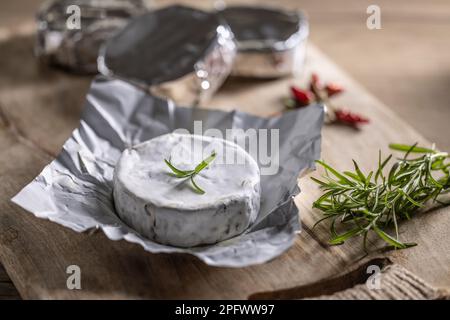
[219,6,309,78]
[35,0,151,73]
[98,5,236,106]
[11,77,325,267]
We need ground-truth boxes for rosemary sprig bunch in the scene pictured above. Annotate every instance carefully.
[164,151,217,194]
[312,143,449,250]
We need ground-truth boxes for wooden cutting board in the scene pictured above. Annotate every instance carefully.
[0,26,449,299]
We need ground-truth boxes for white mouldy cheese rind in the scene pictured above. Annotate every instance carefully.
[113,133,261,247]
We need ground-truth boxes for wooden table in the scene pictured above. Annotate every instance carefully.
[0,14,449,300]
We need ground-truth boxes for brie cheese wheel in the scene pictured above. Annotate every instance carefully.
[113,133,261,247]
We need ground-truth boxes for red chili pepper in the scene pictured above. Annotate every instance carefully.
[290,86,314,106]
[310,73,320,91]
[334,109,369,126]
[325,82,344,97]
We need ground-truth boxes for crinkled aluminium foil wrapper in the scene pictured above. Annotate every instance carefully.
[219,6,309,78]
[35,0,151,73]
[98,5,237,106]
[11,77,324,267]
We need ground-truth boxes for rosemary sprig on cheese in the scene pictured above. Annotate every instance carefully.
[311,143,449,251]
[164,151,217,194]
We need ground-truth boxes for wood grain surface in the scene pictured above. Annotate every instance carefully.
[0,33,449,298]
[0,264,20,300]
[0,0,449,299]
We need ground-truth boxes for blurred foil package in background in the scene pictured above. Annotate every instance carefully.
[35,0,151,73]
[98,5,236,106]
[219,6,309,78]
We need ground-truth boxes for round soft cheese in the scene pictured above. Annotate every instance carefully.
[113,133,261,247]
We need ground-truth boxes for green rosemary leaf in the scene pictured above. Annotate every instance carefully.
[343,171,362,182]
[404,142,419,160]
[428,172,443,188]
[352,159,366,181]
[389,143,434,154]
[312,215,334,229]
[431,158,444,170]
[315,160,354,186]
[375,151,384,183]
[363,232,369,253]
[194,151,217,173]
[311,143,449,251]
[310,176,329,187]
[330,218,339,238]
[164,159,193,177]
[190,176,205,194]
[387,162,399,187]
[399,190,424,208]
[164,151,216,194]
[365,171,374,187]
[313,190,336,206]
[329,228,362,245]
[373,226,416,249]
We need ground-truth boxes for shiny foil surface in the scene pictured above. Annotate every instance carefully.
[219,6,309,78]
[98,5,237,106]
[12,77,324,267]
[35,0,150,73]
